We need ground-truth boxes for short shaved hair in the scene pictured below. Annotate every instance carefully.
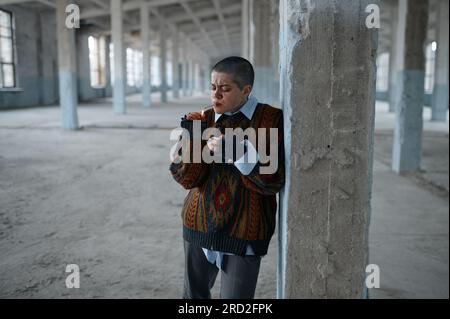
[211,56,254,90]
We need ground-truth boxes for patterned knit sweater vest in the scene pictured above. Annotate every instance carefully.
[169,103,285,256]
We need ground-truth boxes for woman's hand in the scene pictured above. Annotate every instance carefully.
[186,112,203,120]
[207,135,228,159]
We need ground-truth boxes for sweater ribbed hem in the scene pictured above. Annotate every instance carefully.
[183,226,270,257]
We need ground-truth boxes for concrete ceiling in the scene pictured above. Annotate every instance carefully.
[0,0,243,59]
[0,0,441,58]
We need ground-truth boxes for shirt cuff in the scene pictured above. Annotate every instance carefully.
[234,140,259,176]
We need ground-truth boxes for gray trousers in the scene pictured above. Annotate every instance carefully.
[183,240,262,299]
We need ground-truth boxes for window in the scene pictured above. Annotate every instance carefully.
[126,48,143,87]
[424,42,436,93]
[88,36,106,88]
[0,9,16,88]
[376,52,389,92]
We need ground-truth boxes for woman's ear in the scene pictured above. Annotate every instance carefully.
[243,85,252,97]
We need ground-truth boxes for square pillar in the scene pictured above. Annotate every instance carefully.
[111,0,126,114]
[172,29,180,99]
[141,1,152,108]
[249,0,280,105]
[388,0,399,112]
[56,0,79,130]
[159,18,168,103]
[278,0,378,298]
[431,0,449,121]
[392,0,429,173]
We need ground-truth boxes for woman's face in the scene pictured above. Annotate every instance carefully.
[210,71,252,114]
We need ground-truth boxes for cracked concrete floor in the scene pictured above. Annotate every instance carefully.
[0,95,448,298]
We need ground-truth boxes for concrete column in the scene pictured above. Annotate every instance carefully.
[203,63,210,94]
[56,0,79,130]
[111,0,126,114]
[141,1,152,108]
[278,0,378,298]
[388,1,399,113]
[159,19,168,103]
[104,35,113,97]
[392,0,429,173]
[431,0,449,121]
[249,0,280,105]
[172,29,180,99]
[241,0,250,59]
[181,40,189,97]
[194,61,199,95]
[188,58,194,96]
[182,60,188,97]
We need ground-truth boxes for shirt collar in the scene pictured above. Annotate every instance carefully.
[214,95,258,123]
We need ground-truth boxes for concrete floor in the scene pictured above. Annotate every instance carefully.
[0,94,448,298]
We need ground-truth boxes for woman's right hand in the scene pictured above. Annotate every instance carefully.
[186,112,203,120]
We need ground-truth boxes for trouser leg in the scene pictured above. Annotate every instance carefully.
[183,240,219,299]
[220,254,262,299]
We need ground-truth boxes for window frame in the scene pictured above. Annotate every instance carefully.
[0,8,17,89]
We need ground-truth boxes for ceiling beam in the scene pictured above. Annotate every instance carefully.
[212,0,230,48]
[178,0,219,56]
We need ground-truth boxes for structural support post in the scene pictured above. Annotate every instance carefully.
[56,0,79,130]
[431,0,449,121]
[241,0,250,59]
[160,18,168,103]
[392,0,429,173]
[388,0,399,113]
[182,39,189,97]
[249,0,280,105]
[172,29,180,99]
[104,35,113,97]
[188,56,194,96]
[278,0,378,298]
[111,0,126,114]
[141,1,152,108]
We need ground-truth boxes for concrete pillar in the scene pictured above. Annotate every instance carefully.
[203,63,210,94]
[249,0,280,105]
[388,1,399,113]
[392,0,429,173]
[56,0,79,130]
[111,0,126,114]
[159,19,168,103]
[104,35,113,97]
[241,0,250,59]
[278,0,378,298]
[195,61,200,94]
[172,29,180,99]
[431,0,449,121]
[182,60,188,97]
[181,40,189,97]
[188,58,194,96]
[141,1,152,108]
